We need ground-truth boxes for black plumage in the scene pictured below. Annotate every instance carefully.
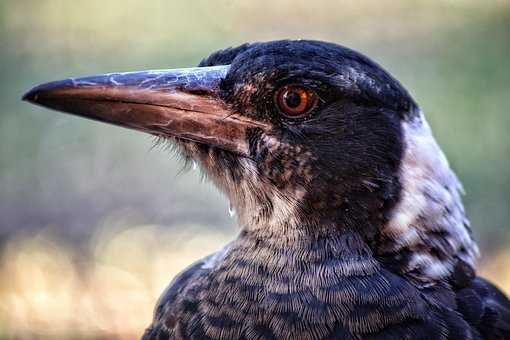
[23,40,510,340]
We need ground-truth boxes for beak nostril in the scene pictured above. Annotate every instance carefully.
[182,88,214,96]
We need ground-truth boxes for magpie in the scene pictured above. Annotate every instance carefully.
[23,40,510,339]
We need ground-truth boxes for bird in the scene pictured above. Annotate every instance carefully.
[23,40,510,340]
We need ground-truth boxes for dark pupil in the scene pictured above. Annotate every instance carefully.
[284,90,302,109]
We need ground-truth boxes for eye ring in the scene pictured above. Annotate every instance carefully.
[275,84,318,118]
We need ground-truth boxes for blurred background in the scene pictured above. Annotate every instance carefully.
[0,0,509,338]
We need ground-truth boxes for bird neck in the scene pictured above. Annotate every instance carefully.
[231,112,480,286]
[205,224,430,338]
[232,224,380,278]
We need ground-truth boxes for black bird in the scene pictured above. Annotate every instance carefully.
[23,40,510,339]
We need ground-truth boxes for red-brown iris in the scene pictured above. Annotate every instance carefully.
[275,85,318,118]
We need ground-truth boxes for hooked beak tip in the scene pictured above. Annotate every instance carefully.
[22,79,73,103]
[22,88,37,102]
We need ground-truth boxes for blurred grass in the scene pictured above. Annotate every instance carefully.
[0,0,509,338]
[0,226,231,339]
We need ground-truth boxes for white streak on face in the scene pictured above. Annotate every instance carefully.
[231,157,264,226]
[384,111,479,283]
[265,191,301,229]
[229,157,302,230]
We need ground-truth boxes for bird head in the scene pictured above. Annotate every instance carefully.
[23,40,478,283]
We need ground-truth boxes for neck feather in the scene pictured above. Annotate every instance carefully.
[379,112,479,284]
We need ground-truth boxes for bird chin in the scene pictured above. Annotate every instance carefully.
[155,136,209,166]
[159,136,233,177]
[160,135,261,224]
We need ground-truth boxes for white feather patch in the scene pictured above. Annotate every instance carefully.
[383,111,479,282]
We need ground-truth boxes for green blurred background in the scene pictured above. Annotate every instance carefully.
[0,0,509,338]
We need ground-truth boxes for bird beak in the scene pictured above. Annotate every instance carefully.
[22,65,266,156]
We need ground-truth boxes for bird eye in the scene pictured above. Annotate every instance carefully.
[275,85,318,118]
